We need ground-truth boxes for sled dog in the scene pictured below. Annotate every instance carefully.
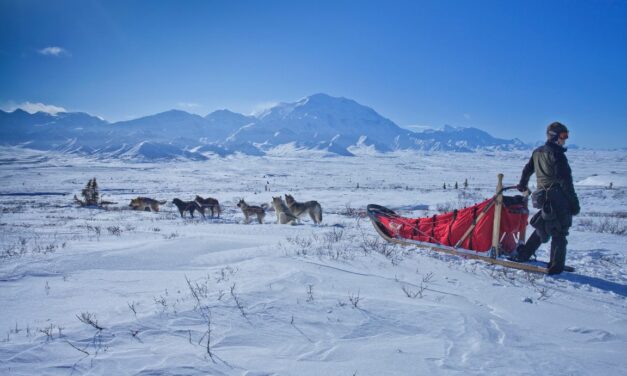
[237,199,267,224]
[284,194,322,224]
[129,197,166,212]
[272,196,299,225]
[195,195,221,218]
[172,198,205,218]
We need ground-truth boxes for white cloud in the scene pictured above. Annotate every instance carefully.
[38,46,69,57]
[1,101,67,115]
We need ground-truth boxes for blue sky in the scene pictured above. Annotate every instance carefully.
[1,0,626,148]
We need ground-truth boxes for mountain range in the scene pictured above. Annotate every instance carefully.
[0,93,530,160]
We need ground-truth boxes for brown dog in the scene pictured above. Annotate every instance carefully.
[195,195,221,218]
[129,197,166,212]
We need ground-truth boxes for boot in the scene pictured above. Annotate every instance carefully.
[509,243,532,262]
[510,231,543,262]
[547,235,567,275]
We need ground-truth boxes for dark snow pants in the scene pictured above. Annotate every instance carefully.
[520,187,572,274]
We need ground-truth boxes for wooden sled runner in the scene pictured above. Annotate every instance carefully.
[367,174,575,274]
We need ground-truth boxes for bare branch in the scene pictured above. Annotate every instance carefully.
[76,312,104,331]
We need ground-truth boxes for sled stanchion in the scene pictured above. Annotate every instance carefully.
[520,189,530,245]
[490,173,504,259]
[454,182,517,249]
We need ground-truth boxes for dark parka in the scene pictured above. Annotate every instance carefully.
[519,141,580,216]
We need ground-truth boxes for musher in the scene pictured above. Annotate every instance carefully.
[512,122,580,274]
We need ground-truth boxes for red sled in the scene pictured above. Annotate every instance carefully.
[367,174,574,274]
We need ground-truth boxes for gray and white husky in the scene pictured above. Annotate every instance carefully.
[272,196,299,225]
[237,199,267,224]
[284,194,322,224]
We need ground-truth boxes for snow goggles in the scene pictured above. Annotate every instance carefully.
[559,131,569,140]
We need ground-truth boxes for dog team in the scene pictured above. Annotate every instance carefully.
[128,194,322,224]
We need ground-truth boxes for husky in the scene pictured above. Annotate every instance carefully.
[236,199,267,224]
[284,194,322,224]
[272,196,299,225]
[195,195,221,218]
[172,198,205,218]
[129,197,167,212]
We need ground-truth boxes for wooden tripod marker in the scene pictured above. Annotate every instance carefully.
[491,174,504,258]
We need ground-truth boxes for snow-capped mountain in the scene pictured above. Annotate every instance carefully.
[0,94,530,159]
[226,93,410,155]
[205,109,256,141]
[409,124,528,152]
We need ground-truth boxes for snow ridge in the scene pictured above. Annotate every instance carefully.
[1,94,529,160]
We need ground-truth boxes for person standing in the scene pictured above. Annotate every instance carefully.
[513,122,580,274]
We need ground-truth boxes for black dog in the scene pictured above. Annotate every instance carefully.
[172,198,205,218]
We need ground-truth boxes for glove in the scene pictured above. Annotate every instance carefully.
[516,184,528,192]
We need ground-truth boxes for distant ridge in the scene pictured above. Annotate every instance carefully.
[0,94,530,160]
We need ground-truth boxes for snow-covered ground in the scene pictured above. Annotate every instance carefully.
[0,147,625,375]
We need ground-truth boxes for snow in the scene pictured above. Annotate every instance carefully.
[577,174,626,188]
[0,147,625,375]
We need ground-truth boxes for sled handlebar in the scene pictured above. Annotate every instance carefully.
[498,185,519,194]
